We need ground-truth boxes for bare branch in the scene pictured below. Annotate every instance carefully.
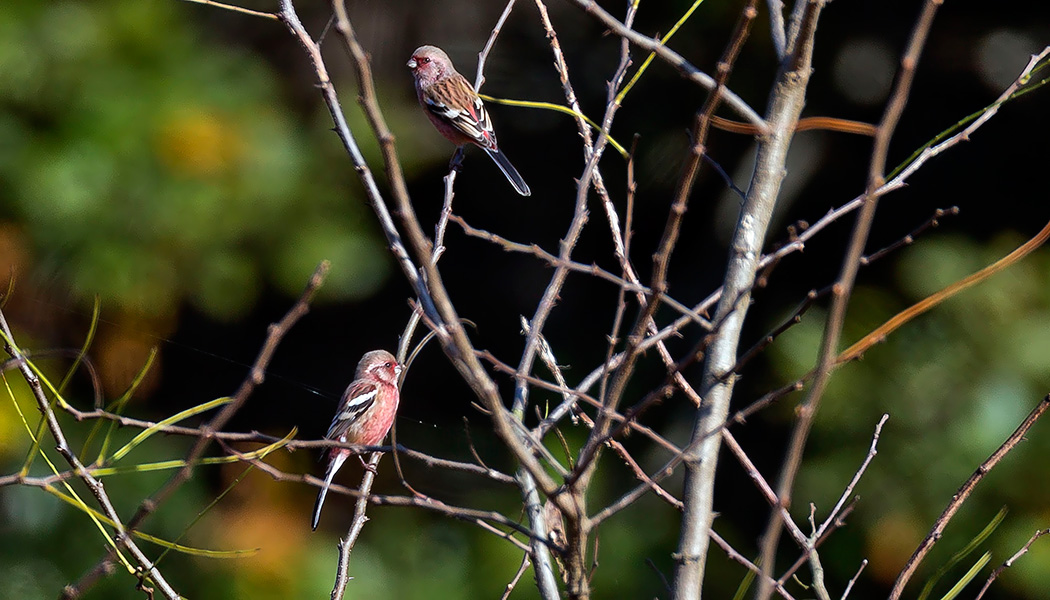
[814,415,889,541]
[330,452,383,600]
[974,528,1050,600]
[673,2,821,597]
[500,553,533,600]
[889,395,1050,599]
[475,0,520,90]
[840,560,867,600]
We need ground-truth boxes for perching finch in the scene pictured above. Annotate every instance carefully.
[407,45,531,197]
[312,349,402,530]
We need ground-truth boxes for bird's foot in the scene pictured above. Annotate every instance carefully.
[449,147,465,173]
[358,455,379,474]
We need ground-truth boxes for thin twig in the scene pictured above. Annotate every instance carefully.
[813,415,888,541]
[720,431,811,551]
[179,0,278,19]
[475,0,519,90]
[889,395,1050,599]
[974,528,1050,600]
[840,560,867,600]
[295,2,441,328]
[777,501,859,588]
[330,451,383,600]
[860,206,959,265]
[499,553,532,600]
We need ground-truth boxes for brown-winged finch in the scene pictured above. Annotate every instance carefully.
[311,350,402,530]
[407,45,531,196]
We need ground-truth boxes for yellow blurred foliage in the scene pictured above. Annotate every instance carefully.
[155,110,244,178]
[97,317,169,398]
[865,512,926,584]
[0,375,32,458]
[0,223,30,281]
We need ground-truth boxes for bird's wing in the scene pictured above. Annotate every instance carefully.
[326,381,378,440]
[424,74,498,150]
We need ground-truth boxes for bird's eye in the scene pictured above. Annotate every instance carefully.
[422,57,431,64]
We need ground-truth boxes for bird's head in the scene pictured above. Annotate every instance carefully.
[357,350,401,386]
[407,45,453,83]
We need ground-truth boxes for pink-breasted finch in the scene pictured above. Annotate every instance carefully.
[407,45,531,197]
[311,349,402,530]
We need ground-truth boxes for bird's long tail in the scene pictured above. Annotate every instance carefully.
[483,148,531,197]
[312,452,348,530]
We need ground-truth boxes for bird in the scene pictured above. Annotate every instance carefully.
[407,44,531,197]
[311,349,402,530]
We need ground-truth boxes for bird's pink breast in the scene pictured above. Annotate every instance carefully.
[341,385,400,447]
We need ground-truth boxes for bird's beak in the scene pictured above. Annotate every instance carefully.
[406,58,417,69]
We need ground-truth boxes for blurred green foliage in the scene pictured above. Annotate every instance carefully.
[0,0,392,321]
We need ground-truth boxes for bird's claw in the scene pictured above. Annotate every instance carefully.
[449,147,466,172]
[358,455,379,474]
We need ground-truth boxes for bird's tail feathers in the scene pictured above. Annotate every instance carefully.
[311,452,348,530]
[483,148,531,197]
